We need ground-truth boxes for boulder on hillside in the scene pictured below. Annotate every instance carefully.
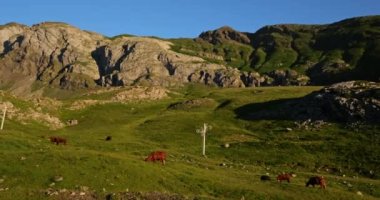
[265,70,310,86]
[236,81,380,123]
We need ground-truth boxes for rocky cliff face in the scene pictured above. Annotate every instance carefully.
[1,16,379,95]
[0,22,251,95]
[0,22,103,94]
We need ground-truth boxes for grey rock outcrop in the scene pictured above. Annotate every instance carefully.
[265,69,310,86]
[238,81,380,122]
[0,22,255,95]
[0,22,102,93]
[314,81,380,122]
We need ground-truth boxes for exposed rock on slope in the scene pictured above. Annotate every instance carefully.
[310,81,380,122]
[237,81,380,122]
[177,16,380,84]
[199,26,252,45]
[0,22,102,94]
[168,98,217,110]
[112,86,168,101]
[91,37,231,87]
[1,16,379,95]
[69,86,169,110]
[0,22,246,95]
[0,100,64,129]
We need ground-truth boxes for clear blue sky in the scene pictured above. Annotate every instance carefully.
[1,0,379,38]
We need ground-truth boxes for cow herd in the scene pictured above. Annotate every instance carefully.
[48,137,326,189]
[48,136,167,165]
[260,173,327,189]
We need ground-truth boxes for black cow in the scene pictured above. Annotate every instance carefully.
[306,176,326,189]
[260,175,271,181]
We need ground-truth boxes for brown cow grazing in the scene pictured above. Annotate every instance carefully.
[145,151,166,165]
[49,136,67,145]
[306,176,326,189]
[277,173,293,183]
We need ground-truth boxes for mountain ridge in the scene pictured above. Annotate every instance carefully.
[0,16,379,96]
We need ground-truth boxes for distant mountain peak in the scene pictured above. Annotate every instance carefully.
[198,26,251,45]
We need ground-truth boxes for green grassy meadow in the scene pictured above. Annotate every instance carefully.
[0,85,379,199]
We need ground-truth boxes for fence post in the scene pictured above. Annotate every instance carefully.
[1,106,7,130]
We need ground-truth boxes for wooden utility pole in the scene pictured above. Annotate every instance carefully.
[196,123,212,157]
[1,106,6,130]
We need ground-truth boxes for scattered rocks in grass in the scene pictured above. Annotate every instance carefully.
[168,98,216,110]
[45,188,58,196]
[112,86,169,102]
[223,143,230,148]
[59,189,67,193]
[43,188,98,199]
[20,156,26,161]
[0,188,9,192]
[67,119,78,126]
[49,182,55,187]
[115,191,186,200]
[69,100,102,110]
[79,186,89,191]
[52,176,63,182]
[356,191,363,196]
[0,179,4,183]
[294,119,329,131]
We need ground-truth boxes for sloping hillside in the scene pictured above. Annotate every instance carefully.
[171,16,380,84]
[0,16,379,96]
[0,84,379,199]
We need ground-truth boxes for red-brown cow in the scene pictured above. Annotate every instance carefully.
[145,151,166,165]
[49,136,67,145]
[277,173,294,183]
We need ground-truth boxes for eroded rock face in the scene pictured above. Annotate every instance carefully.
[0,22,255,95]
[0,22,102,93]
